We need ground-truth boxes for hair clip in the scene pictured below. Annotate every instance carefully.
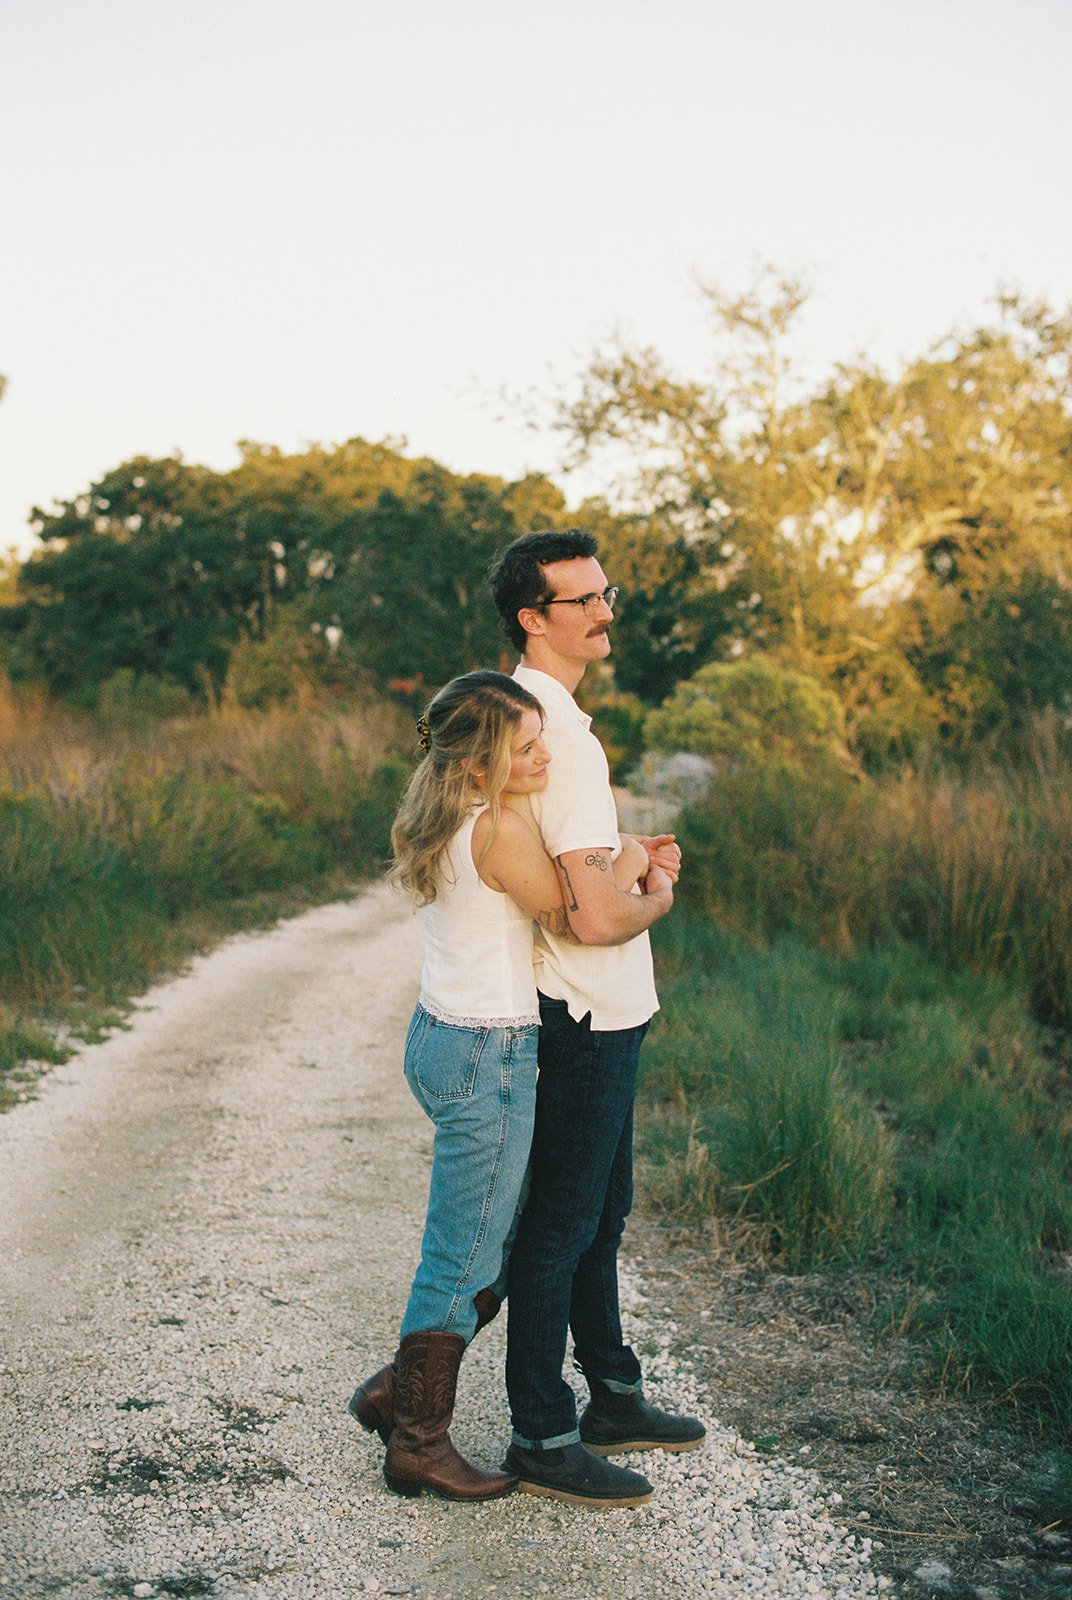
[415,715,431,752]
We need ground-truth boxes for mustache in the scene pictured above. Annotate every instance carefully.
[587,623,612,637]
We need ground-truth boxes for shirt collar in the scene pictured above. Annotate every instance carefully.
[513,663,592,730]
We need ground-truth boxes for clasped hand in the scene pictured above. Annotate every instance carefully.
[634,833,681,885]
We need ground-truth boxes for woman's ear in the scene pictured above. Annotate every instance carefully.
[460,758,487,789]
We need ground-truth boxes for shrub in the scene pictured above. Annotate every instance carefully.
[96,669,194,725]
[645,656,849,775]
[642,923,894,1265]
[579,687,648,782]
[0,692,409,1012]
[643,914,1072,1430]
[223,613,332,710]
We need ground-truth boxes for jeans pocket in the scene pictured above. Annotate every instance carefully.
[409,1018,491,1102]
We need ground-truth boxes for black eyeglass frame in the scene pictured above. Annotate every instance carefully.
[537,586,619,617]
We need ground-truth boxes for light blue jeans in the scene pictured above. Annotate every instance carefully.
[400,1002,538,1344]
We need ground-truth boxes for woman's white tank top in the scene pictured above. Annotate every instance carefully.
[418,808,539,1027]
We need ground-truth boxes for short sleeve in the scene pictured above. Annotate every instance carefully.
[532,726,619,858]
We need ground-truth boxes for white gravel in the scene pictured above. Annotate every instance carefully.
[0,884,882,1599]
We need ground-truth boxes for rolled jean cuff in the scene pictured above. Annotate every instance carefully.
[598,1376,642,1395]
[511,1426,581,1451]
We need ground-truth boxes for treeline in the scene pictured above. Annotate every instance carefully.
[0,441,572,708]
[3,278,1071,761]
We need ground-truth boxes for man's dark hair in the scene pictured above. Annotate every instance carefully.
[488,528,600,653]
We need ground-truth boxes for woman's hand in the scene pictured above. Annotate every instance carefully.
[634,833,681,885]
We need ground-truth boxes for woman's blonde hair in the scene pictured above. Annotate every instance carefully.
[390,670,544,905]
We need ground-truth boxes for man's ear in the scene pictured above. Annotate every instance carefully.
[517,606,545,639]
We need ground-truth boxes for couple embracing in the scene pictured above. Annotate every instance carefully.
[348,530,705,1508]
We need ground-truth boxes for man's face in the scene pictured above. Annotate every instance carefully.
[530,556,614,666]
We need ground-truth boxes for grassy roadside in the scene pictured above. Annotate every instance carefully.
[642,914,1072,1438]
[0,692,410,1110]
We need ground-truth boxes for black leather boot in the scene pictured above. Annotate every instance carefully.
[503,1440,653,1507]
[579,1375,706,1455]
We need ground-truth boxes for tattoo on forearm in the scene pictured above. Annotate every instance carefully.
[536,906,572,937]
[555,857,579,911]
[585,853,608,871]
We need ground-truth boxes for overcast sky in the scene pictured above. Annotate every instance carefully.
[2,0,1070,555]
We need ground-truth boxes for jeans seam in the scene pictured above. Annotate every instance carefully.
[440,1031,511,1328]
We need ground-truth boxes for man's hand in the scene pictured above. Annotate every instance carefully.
[635,833,682,885]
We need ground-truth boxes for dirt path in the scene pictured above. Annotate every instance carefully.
[0,886,878,1600]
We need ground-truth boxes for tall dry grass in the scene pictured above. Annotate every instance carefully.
[0,681,410,1012]
[675,722,1072,1023]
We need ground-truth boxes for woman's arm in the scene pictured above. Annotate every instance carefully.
[614,834,650,892]
[473,804,580,942]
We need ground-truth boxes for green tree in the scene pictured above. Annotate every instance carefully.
[2,456,250,699]
[556,274,1072,753]
[0,438,574,704]
[316,467,572,688]
[557,270,878,684]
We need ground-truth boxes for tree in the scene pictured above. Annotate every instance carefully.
[555,273,1072,753]
[2,456,250,698]
[0,439,574,703]
[314,467,572,689]
[556,270,881,685]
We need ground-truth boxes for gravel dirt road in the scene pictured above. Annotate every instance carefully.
[0,886,880,1600]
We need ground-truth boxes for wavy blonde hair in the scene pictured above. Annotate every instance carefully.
[390,670,544,905]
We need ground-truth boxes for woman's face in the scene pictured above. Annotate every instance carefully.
[501,707,551,794]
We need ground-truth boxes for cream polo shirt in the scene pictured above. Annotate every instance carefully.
[513,664,659,1032]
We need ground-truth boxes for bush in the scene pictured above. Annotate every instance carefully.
[97,669,193,725]
[642,920,894,1266]
[674,760,877,951]
[109,769,300,906]
[0,790,165,1002]
[579,687,647,782]
[223,613,332,710]
[645,656,849,775]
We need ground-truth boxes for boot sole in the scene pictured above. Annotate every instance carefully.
[581,1433,706,1456]
[516,1478,654,1507]
[384,1472,518,1502]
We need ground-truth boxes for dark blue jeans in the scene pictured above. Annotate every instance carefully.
[505,995,649,1446]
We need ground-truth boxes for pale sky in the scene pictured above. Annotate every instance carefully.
[2,0,1070,556]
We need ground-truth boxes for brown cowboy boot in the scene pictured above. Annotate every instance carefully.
[348,1288,500,1445]
[382,1329,517,1501]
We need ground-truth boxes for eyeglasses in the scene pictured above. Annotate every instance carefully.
[539,586,619,617]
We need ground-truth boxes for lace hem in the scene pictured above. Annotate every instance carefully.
[419,995,540,1030]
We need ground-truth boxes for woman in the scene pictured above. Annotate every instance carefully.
[347,670,648,1502]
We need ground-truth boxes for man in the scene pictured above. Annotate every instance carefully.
[489,529,706,1508]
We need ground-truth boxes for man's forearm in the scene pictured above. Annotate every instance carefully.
[556,851,672,947]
